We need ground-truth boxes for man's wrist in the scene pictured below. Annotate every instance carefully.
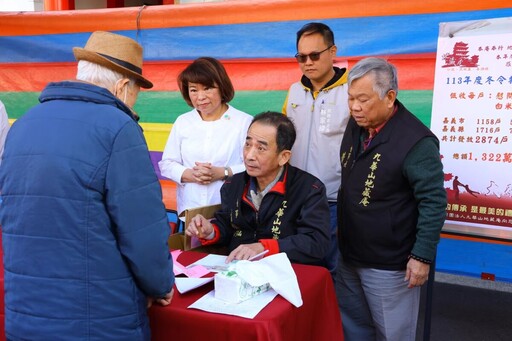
[204,229,215,240]
[408,253,432,264]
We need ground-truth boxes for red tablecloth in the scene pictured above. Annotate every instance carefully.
[0,234,342,341]
[149,251,343,341]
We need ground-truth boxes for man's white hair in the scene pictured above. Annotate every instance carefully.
[76,60,136,90]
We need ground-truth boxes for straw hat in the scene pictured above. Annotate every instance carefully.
[73,31,153,89]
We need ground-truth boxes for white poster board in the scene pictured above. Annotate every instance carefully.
[431,17,512,240]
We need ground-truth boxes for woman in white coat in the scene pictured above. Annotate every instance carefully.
[159,57,252,215]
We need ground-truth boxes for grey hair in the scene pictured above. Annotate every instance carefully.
[76,60,136,90]
[347,57,398,98]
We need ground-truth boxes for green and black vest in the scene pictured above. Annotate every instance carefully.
[338,100,436,270]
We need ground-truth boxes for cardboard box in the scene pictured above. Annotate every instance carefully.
[168,204,223,252]
[214,269,270,303]
[179,204,222,250]
[167,232,186,251]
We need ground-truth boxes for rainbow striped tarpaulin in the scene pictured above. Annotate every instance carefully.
[1,0,512,280]
[2,0,512,167]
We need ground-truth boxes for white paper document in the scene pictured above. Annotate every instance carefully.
[188,289,278,319]
[186,254,230,272]
[174,277,214,294]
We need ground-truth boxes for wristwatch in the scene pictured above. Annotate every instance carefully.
[223,167,229,180]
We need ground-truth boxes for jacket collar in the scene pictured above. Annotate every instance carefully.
[351,99,405,154]
[39,81,137,121]
[242,164,289,206]
[300,66,347,93]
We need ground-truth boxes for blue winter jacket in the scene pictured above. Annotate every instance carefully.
[0,81,174,340]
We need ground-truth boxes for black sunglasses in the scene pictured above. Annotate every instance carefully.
[295,46,333,63]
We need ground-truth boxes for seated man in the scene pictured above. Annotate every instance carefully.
[186,111,330,265]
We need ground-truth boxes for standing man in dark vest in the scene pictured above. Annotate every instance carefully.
[337,58,446,341]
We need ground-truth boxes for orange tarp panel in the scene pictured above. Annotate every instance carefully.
[1,0,510,36]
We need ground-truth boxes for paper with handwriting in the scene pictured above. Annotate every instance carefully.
[185,254,230,272]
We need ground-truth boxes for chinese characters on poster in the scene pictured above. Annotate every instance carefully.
[431,17,512,239]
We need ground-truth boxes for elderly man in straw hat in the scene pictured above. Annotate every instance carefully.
[0,31,174,340]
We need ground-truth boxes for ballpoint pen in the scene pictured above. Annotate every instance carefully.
[248,249,269,261]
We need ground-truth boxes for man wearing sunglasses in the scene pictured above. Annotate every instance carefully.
[282,22,350,279]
